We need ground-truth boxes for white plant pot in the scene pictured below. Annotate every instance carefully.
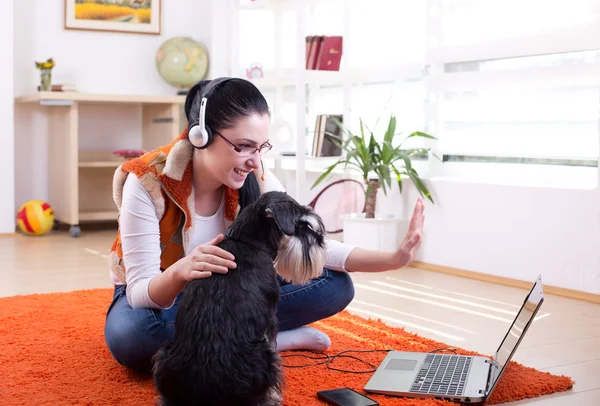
[341,213,409,252]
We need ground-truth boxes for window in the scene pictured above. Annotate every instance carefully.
[429,0,600,173]
[345,0,426,69]
[237,8,276,74]
[237,0,427,73]
[437,83,599,159]
[438,0,598,47]
[233,0,600,187]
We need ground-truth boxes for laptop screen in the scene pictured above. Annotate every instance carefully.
[491,275,544,388]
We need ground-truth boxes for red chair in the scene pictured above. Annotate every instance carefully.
[308,178,366,234]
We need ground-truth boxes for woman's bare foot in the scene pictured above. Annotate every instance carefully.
[275,326,331,352]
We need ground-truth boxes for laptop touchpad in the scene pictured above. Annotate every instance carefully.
[384,359,418,371]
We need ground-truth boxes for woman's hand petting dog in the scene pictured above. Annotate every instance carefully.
[174,234,237,282]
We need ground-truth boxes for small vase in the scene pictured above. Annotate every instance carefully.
[40,69,52,91]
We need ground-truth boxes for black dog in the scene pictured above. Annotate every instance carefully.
[152,191,327,406]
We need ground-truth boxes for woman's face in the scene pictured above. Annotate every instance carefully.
[199,113,271,190]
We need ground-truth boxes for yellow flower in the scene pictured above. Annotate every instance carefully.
[35,58,55,70]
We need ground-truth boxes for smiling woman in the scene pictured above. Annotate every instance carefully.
[183,78,274,198]
[102,77,358,373]
[103,77,425,375]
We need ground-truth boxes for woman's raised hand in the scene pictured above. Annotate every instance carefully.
[393,197,425,268]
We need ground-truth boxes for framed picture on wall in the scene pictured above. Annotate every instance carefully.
[64,0,161,35]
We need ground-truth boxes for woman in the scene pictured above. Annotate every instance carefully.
[104,77,425,374]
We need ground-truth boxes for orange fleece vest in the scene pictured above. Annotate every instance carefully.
[108,129,247,285]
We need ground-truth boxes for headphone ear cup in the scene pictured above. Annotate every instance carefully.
[188,124,208,148]
[204,126,213,147]
[188,77,232,149]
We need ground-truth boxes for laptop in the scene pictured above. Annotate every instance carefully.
[364,275,544,404]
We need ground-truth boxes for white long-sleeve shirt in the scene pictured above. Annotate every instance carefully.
[115,173,355,310]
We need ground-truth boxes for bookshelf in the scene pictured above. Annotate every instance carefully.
[224,0,357,204]
[247,67,423,88]
[221,0,427,203]
[15,91,185,236]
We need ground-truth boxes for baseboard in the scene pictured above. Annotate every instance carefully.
[411,261,600,305]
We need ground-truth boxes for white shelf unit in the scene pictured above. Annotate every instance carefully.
[15,92,186,236]
[221,0,428,204]
[225,0,600,193]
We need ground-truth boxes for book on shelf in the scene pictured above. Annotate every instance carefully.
[36,84,77,92]
[312,114,343,157]
[112,149,146,159]
[305,35,343,71]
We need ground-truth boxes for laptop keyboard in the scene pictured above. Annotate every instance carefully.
[409,354,472,396]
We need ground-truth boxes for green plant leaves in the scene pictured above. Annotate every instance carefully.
[310,114,436,204]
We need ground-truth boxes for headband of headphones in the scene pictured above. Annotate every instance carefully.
[188,77,234,149]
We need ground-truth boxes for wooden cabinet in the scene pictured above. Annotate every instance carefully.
[15,91,186,236]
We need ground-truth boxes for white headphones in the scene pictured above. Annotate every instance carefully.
[188,77,234,149]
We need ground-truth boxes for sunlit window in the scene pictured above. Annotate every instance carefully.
[233,0,600,186]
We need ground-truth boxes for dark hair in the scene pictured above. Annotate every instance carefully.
[184,78,270,210]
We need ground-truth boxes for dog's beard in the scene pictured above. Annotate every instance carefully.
[275,233,326,285]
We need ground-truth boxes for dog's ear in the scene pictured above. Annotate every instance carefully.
[265,204,296,235]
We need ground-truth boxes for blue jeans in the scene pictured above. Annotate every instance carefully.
[104,268,355,374]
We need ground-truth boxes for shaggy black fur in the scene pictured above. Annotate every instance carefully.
[152,191,326,406]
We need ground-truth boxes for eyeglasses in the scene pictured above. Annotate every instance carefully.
[216,131,272,157]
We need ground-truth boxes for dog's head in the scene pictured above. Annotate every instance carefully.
[234,191,327,285]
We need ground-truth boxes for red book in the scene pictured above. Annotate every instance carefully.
[305,35,314,69]
[315,36,343,71]
[307,36,323,70]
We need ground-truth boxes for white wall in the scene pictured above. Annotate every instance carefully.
[1,0,14,233]
[273,157,600,295]
[375,178,600,295]
[14,0,212,97]
[8,2,599,296]
[13,0,212,218]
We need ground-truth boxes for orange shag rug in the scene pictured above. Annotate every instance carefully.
[0,288,573,405]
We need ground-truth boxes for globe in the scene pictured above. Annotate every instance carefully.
[156,37,208,93]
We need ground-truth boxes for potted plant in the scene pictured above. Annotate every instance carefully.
[311,114,436,250]
[35,58,55,92]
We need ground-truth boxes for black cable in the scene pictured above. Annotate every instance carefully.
[430,347,458,354]
[281,349,392,373]
[280,352,331,368]
[327,349,391,374]
[281,347,459,373]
